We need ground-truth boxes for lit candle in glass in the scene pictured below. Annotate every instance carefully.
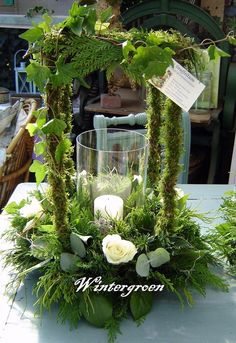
[94,195,123,220]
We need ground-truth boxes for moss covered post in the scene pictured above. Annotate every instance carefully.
[44,81,74,240]
[155,99,183,234]
[146,83,162,188]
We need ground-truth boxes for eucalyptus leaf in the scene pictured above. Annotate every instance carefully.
[41,118,67,136]
[147,248,170,268]
[30,238,49,260]
[60,253,80,272]
[80,294,113,327]
[70,233,86,257]
[130,291,153,320]
[29,160,47,185]
[136,253,150,277]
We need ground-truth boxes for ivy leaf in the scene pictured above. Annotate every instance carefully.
[122,40,136,59]
[26,61,51,91]
[80,294,113,327]
[228,36,236,46]
[19,27,43,43]
[38,13,52,33]
[4,200,27,214]
[41,118,67,136]
[29,160,47,185]
[144,60,167,79]
[67,3,96,35]
[26,123,38,137]
[33,107,47,119]
[34,141,46,156]
[70,233,86,258]
[130,292,153,321]
[4,201,19,214]
[83,8,96,34]
[33,107,47,128]
[147,248,170,268]
[69,2,88,17]
[69,2,78,16]
[207,45,230,60]
[36,115,47,129]
[130,46,173,80]
[136,253,150,277]
[52,56,78,86]
[60,253,80,272]
[70,16,84,36]
[55,138,71,163]
[100,7,113,23]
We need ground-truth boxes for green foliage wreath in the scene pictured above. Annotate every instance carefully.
[1,2,235,342]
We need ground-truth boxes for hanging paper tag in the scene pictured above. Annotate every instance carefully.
[149,60,205,112]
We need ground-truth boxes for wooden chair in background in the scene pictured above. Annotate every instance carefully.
[0,98,37,209]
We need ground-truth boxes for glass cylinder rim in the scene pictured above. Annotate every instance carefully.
[76,128,149,154]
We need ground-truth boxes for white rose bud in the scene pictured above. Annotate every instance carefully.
[20,198,43,218]
[102,234,137,265]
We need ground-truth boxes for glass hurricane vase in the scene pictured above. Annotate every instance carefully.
[76,128,149,220]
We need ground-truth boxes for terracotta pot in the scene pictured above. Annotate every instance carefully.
[100,93,121,108]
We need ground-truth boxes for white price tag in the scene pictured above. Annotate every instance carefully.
[149,59,205,112]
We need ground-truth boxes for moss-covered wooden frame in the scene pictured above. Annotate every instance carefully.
[22,4,208,239]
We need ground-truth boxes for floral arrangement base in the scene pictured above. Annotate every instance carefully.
[1,187,228,342]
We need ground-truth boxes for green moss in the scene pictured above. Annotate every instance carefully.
[146,84,162,188]
[155,99,183,234]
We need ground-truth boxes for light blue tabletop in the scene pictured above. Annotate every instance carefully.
[0,183,236,343]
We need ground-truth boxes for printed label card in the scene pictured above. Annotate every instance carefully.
[149,59,205,112]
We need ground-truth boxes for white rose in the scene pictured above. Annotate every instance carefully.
[20,198,43,218]
[102,234,137,265]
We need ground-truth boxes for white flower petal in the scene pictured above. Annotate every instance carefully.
[102,234,137,265]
